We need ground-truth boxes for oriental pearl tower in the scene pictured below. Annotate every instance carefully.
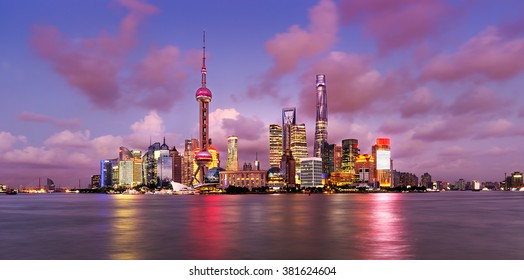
[193,32,213,185]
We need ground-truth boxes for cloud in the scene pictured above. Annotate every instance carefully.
[339,0,451,54]
[246,0,338,99]
[422,26,524,82]
[18,111,81,129]
[378,119,414,135]
[474,119,524,139]
[400,87,439,118]
[127,46,188,110]
[29,0,160,109]
[0,131,27,151]
[412,115,477,142]
[44,130,91,148]
[448,87,510,116]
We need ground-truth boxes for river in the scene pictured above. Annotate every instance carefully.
[1,191,523,260]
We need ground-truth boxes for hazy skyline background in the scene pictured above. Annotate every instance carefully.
[1,0,524,187]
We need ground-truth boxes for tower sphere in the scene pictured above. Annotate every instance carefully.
[196,87,212,102]
[195,150,213,164]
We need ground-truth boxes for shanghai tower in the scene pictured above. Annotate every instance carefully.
[314,74,328,158]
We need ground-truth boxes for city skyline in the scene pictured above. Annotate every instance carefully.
[2,0,524,187]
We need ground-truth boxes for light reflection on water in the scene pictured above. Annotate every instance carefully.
[1,192,524,259]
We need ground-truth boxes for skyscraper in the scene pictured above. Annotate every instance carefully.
[269,124,283,168]
[290,123,308,175]
[193,32,213,185]
[341,139,359,174]
[282,107,296,151]
[314,74,328,158]
[226,136,239,171]
[372,138,392,187]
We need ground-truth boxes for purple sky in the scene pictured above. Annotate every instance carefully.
[1,0,524,187]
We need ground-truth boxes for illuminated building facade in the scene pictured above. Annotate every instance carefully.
[219,169,266,190]
[132,150,143,186]
[392,170,418,187]
[510,172,523,188]
[314,74,328,159]
[300,157,323,188]
[341,139,358,174]
[226,136,239,171]
[334,145,342,172]
[182,139,198,186]
[267,167,284,189]
[100,159,116,187]
[157,140,173,185]
[290,123,308,176]
[355,154,375,183]
[372,138,392,187]
[193,32,214,185]
[91,175,100,188]
[118,147,134,187]
[269,124,283,167]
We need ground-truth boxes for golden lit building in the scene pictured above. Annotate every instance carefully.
[269,124,283,168]
[372,138,391,187]
[219,170,266,190]
[226,136,239,171]
[290,123,308,177]
[355,154,375,184]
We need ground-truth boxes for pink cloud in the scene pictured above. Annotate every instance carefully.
[222,115,266,141]
[43,130,91,148]
[127,46,188,110]
[29,0,159,109]
[339,0,451,54]
[399,87,440,118]
[18,111,81,129]
[378,119,415,135]
[474,119,524,139]
[448,87,511,115]
[422,26,524,82]
[246,0,338,99]
[412,115,477,141]
[0,131,26,150]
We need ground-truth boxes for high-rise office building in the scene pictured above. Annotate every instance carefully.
[372,138,392,187]
[226,136,239,171]
[282,107,296,151]
[341,139,359,174]
[290,123,308,175]
[300,157,323,188]
[100,159,116,187]
[269,124,283,168]
[314,74,328,158]
[334,145,342,172]
[193,32,214,185]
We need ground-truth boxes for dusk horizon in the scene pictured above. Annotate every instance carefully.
[2,0,524,187]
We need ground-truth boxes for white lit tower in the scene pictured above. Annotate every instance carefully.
[314,74,328,158]
[193,32,213,185]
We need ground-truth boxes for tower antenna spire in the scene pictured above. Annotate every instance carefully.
[201,30,207,87]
